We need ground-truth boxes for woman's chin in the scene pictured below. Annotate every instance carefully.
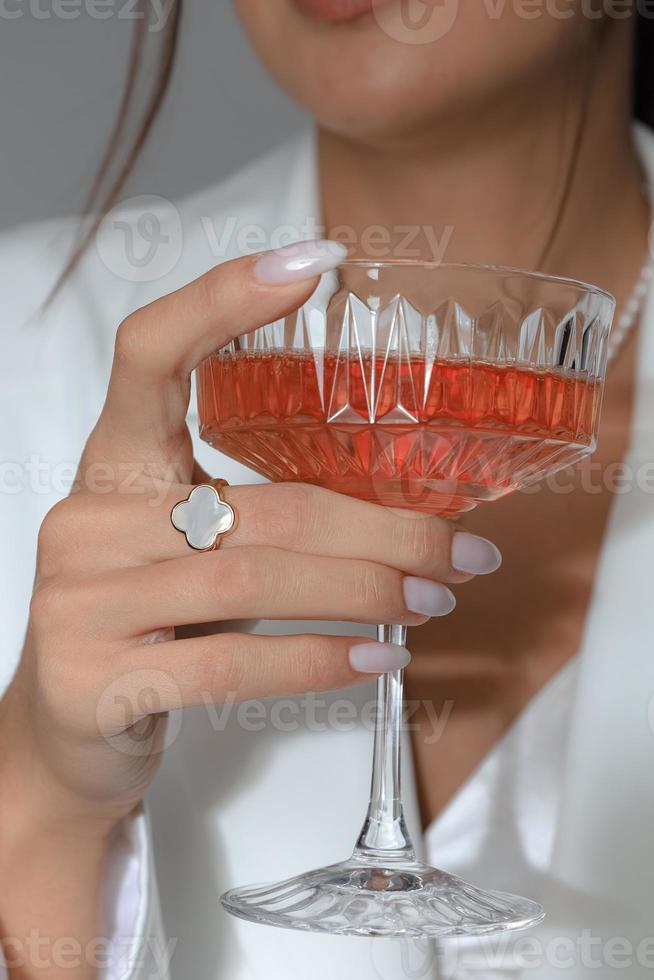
[295,59,462,143]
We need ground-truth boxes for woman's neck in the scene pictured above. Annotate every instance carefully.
[319,22,649,309]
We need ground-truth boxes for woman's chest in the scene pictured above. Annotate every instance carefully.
[405,339,637,827]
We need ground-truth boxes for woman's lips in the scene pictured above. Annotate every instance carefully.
[292,0,393,22]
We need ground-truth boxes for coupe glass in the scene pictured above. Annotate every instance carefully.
[197,261,614,939]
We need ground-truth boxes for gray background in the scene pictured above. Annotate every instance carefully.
[0,2,307,231]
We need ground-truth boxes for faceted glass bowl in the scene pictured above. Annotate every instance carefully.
[199,262,614,516]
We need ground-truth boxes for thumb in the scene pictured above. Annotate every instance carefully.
[80,240,347,485]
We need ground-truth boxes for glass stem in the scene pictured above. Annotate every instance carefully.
[354,623,415,862]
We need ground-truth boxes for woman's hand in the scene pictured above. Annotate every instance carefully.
[0,243,499,977]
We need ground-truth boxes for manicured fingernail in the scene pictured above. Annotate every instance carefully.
[254,240,348,284]
[349,642,411,674]
[403,577,456,617]
[451,532,502,574]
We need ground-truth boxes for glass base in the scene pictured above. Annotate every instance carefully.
[221,857,545,938]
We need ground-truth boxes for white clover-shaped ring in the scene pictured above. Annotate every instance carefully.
[170,484,236,551]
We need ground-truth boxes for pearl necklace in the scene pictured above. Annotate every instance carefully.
[607,254,653,365]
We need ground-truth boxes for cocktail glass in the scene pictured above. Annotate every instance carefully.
[197,261,614,939]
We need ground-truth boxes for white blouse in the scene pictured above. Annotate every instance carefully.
[2,125,654,980]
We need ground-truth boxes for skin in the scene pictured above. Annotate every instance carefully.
[235,0,650,821]
[0,254,474,979]
[0,0,650,976]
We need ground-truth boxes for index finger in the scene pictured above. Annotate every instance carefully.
[81,240,347,481]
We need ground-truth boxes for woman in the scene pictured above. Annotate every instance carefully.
[1,2,653,978]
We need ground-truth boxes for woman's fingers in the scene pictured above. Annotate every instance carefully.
[40,482,499,584]
[65,546,453,637]
[80,243,346,482]
[221,484,500,582]
[110,632,407,717]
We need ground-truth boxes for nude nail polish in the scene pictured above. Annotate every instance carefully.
[254,240,348,284]
[403,577,456,617]
[349,642,412,674]
[451,532,502,574]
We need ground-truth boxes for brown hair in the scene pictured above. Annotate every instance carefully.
[47,0,182,303]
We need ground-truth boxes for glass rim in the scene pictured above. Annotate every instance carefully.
[335,259,616,306]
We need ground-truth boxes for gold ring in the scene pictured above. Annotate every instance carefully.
[170,479,236,552]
